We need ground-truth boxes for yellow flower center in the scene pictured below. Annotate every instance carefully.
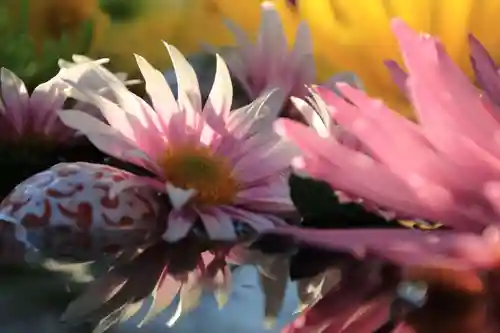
[159,145,238,207]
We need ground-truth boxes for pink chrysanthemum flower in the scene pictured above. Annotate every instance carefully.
[277,19,500,236]
[272,18,500,332]
[220,1,362,117]
[58,42,297,244]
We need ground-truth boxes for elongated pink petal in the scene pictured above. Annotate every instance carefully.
[202,54,233,131]
[197,208,237,240]
[164,42,202,128]
[1,68,29,134]
[134,53,178,129]
[162,210,196,242]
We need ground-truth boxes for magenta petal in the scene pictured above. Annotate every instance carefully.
[469,35,500,106]
[384,60,409,95]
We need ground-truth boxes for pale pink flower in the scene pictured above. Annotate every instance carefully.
[57,43,297,244]
[220,1,362,116]
[0,68,75,142]
[0,57,126,143]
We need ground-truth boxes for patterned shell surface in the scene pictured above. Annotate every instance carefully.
[0,162,167,262]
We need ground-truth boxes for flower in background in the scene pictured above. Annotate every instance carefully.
[0,56,138,199]
[55,42,298,328]
[270,18,500,332]
[272,0,500,119]
[0,56,127,145]
[1,0,98,89]
[88,0,264,77]
[218,1,361,117]
[20,0,101,48]
[0,68,74,143]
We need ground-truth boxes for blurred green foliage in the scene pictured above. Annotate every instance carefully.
[99,0,143,22]
[0,0,94,90]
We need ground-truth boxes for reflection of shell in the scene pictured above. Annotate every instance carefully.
[0,162,167,262]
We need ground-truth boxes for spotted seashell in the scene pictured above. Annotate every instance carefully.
[0,162,167,262]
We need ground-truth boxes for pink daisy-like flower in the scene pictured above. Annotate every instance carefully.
[277,19,500,236]
[58,42,297,244]
[270,18,500,332]
[219,1,362,116]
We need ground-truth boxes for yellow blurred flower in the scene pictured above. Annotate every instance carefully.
[10,0,264,77]
[270,0,500,118]
[88,0,264,76]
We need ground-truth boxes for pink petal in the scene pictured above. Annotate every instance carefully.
[163,43,202,130]
[1,68,29,134]
[232,137,297,183]
[469,35,500,106]
[202,54,233,131]
[58,110,156,171]
[276,119,431,218]
[384,59,408,94]
[392,19,500,157]
[162,210,196,242]
[197,208,237,240]
[134,54,178,130]
[235,176,294,212]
